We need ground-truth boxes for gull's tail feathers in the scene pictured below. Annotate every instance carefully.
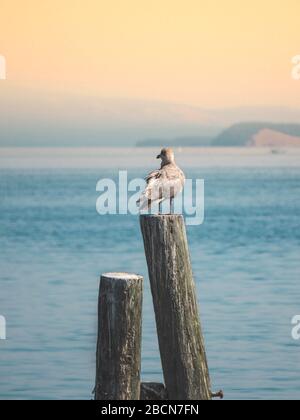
[137,195,164,211]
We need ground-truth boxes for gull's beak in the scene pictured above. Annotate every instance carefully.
[156,154,161,159]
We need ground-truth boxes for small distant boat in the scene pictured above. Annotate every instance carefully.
[270,149,286,155]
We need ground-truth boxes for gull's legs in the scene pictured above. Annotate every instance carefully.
[170,187,175,214]
[170,197,174,214]
[158,187,163,215]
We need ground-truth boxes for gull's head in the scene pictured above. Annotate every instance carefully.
[157,148,175,165]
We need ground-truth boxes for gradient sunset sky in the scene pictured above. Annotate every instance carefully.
[1,0,300,108]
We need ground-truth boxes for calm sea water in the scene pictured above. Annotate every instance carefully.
[0,148,300,400]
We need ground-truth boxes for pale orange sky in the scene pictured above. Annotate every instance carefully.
[1,0,300,107]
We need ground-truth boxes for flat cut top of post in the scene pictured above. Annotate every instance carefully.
[102,272,142,281]
[140,214,184,219]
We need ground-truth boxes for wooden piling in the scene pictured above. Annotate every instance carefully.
[140,214,211,400]
[95,272,143,400]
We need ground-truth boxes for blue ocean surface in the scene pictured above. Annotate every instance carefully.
[0,149,300,400]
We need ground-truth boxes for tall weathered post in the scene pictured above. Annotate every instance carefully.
[95,272,143,400]
[140,214,211,400]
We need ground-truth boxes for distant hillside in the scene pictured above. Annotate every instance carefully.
[136,136,213,147]
[137,123,300,148]
[1,84,300,147]
[212,123,300,147]
[251,129,300,147]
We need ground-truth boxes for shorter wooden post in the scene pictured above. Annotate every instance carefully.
[95,272,143,400]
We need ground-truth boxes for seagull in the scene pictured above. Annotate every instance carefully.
[137,148,185,214]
